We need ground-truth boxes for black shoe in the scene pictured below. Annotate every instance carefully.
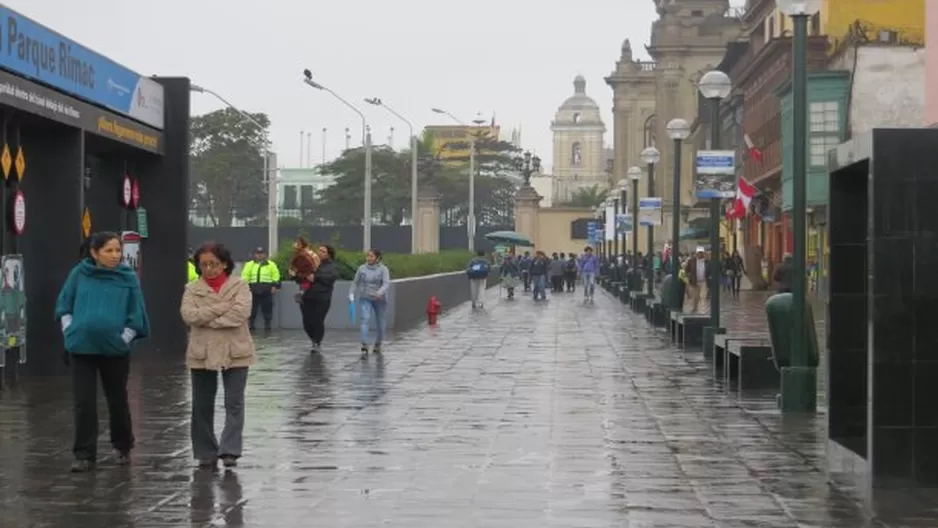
[70,459,95,473]
[116,450,131,466]
[310,342,321,354]
[361,344,369,354]
[198,458,217,470]
[372,344,382,354]
[221,455,238,468]
[264,323,272,331]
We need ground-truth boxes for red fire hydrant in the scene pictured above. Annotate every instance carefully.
[426,296,441,326]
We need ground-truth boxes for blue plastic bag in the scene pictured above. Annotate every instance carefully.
[348,299,356,323]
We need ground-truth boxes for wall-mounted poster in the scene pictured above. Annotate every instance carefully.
[0,254,26,354]
[121,231,141,276]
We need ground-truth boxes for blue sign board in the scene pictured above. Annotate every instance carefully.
[695,149,736,199]
[0,6,164,129]
[587,221,597,244]
[695,150,735,175]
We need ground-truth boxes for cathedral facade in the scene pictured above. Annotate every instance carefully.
[550,75,608,204]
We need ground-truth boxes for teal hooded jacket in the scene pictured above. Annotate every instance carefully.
[54,259,150,356]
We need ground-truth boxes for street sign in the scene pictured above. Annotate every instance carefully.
[131,179,140,209]
[638,197,662,227]
[121,175,132,208]
[136,207,148,238]
[81,207,92,237]
[11,191,25,234]
[695,149,736,199]
[587,220,597,243]
[14,146,24,181]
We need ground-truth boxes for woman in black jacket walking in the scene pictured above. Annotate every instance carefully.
[299,245,339,353]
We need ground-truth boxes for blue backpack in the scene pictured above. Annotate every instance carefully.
[467,260,490,279]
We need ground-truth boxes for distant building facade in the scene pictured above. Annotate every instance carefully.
[551,75,607,204]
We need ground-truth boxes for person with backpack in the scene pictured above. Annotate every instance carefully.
[564,254,578,292]
[466,250,491,309]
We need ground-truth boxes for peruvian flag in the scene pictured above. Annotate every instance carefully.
[726,176,757,219]
[744,133,763,163]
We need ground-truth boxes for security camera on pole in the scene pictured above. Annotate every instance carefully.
[303,69,372,251]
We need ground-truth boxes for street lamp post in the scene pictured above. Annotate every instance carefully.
[365,97,418,253]
[432,108,481,251]
[666,118,691,310]
[641,147,661,298]
[617,178,630,272]
[628,166,642,289]
[777,0,822,412]
[303,69,373,251]
[517,150,541,186]
[190,84,275,253]
[698,70,733,340]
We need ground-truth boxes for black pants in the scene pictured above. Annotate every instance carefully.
[72,354,134,461]
[301,296,332,345]
[564,272,576,291]
[551,276,563,292]
[250,292,273,328]
[522,271,530,291]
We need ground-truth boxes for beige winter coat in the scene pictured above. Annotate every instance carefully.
[181,276,255,371]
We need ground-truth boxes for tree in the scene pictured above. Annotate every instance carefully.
[563,185,609,208]
[190,108,270,227]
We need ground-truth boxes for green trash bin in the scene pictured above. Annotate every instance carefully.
[765,292,820,370]
[659,273,685,312]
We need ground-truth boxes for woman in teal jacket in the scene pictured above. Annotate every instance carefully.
[55,231,150,473]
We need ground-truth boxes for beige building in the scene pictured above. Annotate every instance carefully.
[607,0,741,251]
[551,75,607,204]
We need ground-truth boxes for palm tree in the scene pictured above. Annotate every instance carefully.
[563,185,609,208]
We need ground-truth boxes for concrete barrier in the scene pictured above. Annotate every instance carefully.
[265,269,499,331]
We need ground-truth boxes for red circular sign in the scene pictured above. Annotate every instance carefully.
[122,175,132,207]
[131,179,140,208]
[12,191,25,235]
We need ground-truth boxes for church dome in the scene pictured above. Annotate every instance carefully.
[554,75,602,126]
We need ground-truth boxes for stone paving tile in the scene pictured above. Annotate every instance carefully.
[0,287,928,527]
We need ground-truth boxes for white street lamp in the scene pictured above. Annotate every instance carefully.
[302,69,373,251]
[365,97,419,253]
[775,0,822,15]
[698,70,732,101]
[627,166,643,180]
[190,84,275,253]
[666,118,691,140]
[640,146,661,166]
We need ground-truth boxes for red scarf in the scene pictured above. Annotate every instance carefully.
[203,273,228,293]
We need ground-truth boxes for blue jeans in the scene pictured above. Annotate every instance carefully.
[581,272,596,297]
[359,298,387,345]
[532,275,547,300]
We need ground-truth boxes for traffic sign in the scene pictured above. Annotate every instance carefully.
[122,175,132,207]
[11,191,25,234]
[131,179,140,208]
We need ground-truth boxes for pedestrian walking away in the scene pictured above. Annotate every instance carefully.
[181,242,255,470]
[466,250,491,309]
[499,250,521,299]
[577,245,599,301]
[564,254,578,292]
[352,249,391,356]
[519,251,532,292]
[241,246,281,331]
[529,250,549,301]
[55,231,150,473]
[299,244,339,354]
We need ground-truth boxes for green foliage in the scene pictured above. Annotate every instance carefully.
[562,185,609,208]
[271,240,474,281]
[190,108,271,227]
[315,131,520,226]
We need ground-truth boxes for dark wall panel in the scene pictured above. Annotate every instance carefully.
[19,123,83,374]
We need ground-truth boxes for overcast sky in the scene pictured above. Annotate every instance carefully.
[10,0,743,173]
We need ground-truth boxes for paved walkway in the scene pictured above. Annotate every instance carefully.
[0,287,922,527]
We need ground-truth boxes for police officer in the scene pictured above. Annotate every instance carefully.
[240,246,281,331]
[187,246,199,283]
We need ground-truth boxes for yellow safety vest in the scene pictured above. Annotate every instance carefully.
[187,260,199,283]
[241,259,281,285]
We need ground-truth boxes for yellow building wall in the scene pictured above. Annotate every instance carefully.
[824,0,924,46]
[534,207,593,255]
[760,0,923,47]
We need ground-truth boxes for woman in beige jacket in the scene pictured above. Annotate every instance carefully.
[181,242,255,469]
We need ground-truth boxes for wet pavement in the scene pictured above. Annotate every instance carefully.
[0,287,925,527]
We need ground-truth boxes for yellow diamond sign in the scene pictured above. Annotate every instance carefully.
[14,146,24,181]
[0,144,10,180]
[81,207,92,237]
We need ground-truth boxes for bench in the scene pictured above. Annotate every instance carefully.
[671,313,710,349]
[645,299,668,328]
[724,337,777,395]
[712,332,762,379]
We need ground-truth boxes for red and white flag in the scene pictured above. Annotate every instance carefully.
[743,133,763,163]
[727,176,756,219]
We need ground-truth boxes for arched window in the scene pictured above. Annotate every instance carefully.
[571,142,582,166]
[573,113,581,124]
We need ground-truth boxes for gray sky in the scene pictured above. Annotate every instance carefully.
[11,0,686,173]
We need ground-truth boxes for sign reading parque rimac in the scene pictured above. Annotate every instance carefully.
[0,68,163,153]
[0,5,164,129]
